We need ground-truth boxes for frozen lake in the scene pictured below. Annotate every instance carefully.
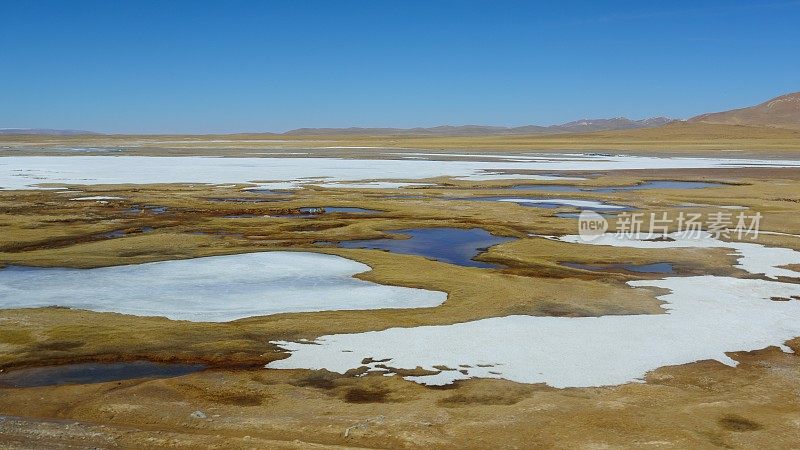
[461,196,631,210]
[0,252,446,321]
[269,232,800,387]
[269,275,800,387]
[3,153,800,190]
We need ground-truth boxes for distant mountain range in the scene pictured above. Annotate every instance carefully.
[286,92,800,135]
[0,128,101,135]
[1,119,674,137]
[284,117,674,136]
[3,92,798,136]
[688,92,800,130]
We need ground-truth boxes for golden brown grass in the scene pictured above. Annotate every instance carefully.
[2,164,800,448]
[3,122,800,157]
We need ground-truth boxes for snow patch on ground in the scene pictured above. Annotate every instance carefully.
[3,154,800,190]
[69,196,124,201]
[269,232,800,387]
[499,198,628,210]
[555,231,800,279]
[0,252,446,322]
[268,275,800,387]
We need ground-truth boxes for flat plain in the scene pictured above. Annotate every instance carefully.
[2,129,800,449]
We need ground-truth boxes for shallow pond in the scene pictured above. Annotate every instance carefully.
[592,180,726,192]
[561,262,675,274]
[323,207,381,214]
[103,227,154,238]
[509,180,725,193]
[0,361,205,387]
[0,252,446,321]
[336,227,513,268]
[124,205,168,215]
[241,188,286,195]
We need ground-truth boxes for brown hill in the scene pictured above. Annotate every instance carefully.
[689,92,800,130]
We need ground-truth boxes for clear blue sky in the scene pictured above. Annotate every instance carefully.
[2,0,799,134]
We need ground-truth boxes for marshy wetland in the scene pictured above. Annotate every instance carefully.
[2,142,800,448]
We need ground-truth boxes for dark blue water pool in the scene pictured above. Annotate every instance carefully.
[337,227,514,268]
[244,188,286,195]
[592,180,725,192]
[0,361,206,387]
[322,207,381,214]
[561,262,674,274]
[510,180,724,193]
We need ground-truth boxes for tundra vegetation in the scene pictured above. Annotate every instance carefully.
[1,135,800,448]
